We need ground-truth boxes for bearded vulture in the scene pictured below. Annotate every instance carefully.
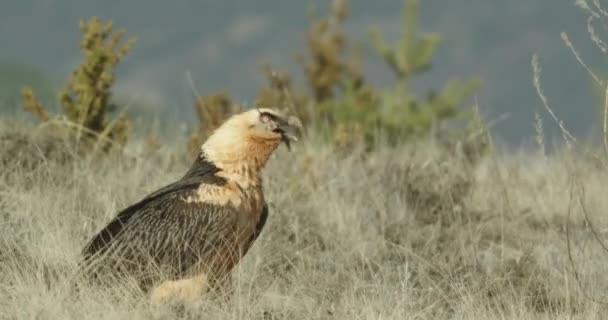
[80,108,301,304]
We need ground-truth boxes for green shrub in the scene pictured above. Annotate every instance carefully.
[187,0,482,151]
[335,0,480,146]
[286,0,481,148]
[21,17,135,153]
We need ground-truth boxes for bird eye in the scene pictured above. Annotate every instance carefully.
[260,114,271,123]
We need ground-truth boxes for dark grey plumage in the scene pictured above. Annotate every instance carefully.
[80,156,268,290]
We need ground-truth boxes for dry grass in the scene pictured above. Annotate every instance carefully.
[1,118,608,319]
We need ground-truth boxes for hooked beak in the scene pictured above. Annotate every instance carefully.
[278,116,302,151]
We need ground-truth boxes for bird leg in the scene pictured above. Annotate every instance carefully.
[149,273,210,305]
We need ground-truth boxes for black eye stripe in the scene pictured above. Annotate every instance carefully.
[260,112,280,122]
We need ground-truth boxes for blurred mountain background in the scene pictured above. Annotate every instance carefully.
[0,0,603,147]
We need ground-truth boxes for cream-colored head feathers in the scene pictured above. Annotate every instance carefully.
[201,108,302,174]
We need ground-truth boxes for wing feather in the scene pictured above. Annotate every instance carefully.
[80,155,244,285]
[82,155,223,259]
[82,192,241,283]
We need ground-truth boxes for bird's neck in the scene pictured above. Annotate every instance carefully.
[199,139,279,188]
[202,138,279,175]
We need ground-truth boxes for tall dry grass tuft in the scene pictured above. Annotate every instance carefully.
[530,2,608,310]
[2,118,608,319]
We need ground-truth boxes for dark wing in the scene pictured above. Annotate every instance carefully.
[241,203,269,257]
[80,155,240,281]
[82,154,223,260]
[81,190,241,282]
[253,204,268,242]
